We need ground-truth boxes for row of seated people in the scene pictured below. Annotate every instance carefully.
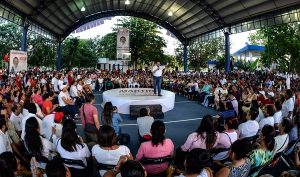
[1,103,300,177]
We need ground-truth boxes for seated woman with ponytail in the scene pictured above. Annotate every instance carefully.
[24,117,56,169]
[249,125,275,177]
[136,120,174,176]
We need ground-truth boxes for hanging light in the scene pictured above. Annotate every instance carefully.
[125,0,130,5]
[168,11,173,16]
[81,6,86,11]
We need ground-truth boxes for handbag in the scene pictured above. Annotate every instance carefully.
[82,104,98,133]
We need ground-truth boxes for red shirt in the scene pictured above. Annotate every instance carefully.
[42,99,53,115]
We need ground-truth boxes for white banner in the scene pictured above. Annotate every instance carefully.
[117,28,129,50]
[117,28,130,60]
[9,50,28,73]
[118,88,156,96]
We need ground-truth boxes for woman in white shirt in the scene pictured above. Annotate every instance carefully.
[137,108,154,142]
[24,117,55,169]
[281,89,294,119]
[92,125,133,177]
[259,105,275,129]
[274,119,293,154]
[56,119,90,177]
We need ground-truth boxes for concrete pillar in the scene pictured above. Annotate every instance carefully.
[183,45,188,72]
[21,25,29,51]
[56,42,62,71]
[224,32,231,73]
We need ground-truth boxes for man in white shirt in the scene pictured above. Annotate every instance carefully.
[42,112,64,143]
[152,61,165,96]
[21,103,44,140]
[238,108,260,139]
[58,84,77,118]
[0,116,12,154]
[259,105,275,129]
[9,103,23,135]
[52,73,59,93]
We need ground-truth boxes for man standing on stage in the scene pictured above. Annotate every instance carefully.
[152,61,165,96]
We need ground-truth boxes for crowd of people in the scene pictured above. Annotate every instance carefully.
[0,68,300,177]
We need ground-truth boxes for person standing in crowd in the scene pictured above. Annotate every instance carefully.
[281,89,294,120]
[152,61,165,96]
[80,93,100,145]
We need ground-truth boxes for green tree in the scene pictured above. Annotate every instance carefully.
[95,17,167,67]
[248,30,267,45]
[27,33,56,67]
[248,23,300,73]
[188,38,224,71]
[117,17,166,67]
[62,38,98,68]
[93,33,117,59]
[0,22,22,67]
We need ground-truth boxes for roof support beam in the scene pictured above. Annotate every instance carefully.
[189,0,226,27]
[62,10,187,43]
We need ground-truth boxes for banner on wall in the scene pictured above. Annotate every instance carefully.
[9,50,28,73]
[116,28,131,60]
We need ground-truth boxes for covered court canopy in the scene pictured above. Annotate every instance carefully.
[1,0,300,43]
[1,0,300,72]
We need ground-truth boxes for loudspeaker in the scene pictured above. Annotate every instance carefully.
[130,104,164,120]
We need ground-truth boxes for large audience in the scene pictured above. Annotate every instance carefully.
[0,68,300,177]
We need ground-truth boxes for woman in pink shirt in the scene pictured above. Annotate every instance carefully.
[136,120,174,176]
[32,88,43,107]
[181,115,220,151]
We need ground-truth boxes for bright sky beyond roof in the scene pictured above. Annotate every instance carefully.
[70,16,254,56]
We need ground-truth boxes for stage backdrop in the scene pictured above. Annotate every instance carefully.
[9,50,27,73]
[116,28,130,60]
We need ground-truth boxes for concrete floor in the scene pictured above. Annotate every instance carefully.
[77,91,219,155]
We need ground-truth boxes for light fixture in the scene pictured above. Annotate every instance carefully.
[81,6,86,12]
[125,0,130,5]
[168,11,173,16]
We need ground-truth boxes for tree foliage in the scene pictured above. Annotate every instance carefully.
[0,22,22,67]
[248,23,300,73]
[27,33,56,67]
[96,17,167,67]
[62,38,98,68]
[188,38,224,71]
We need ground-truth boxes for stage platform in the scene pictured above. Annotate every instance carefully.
[102,88,175,114]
